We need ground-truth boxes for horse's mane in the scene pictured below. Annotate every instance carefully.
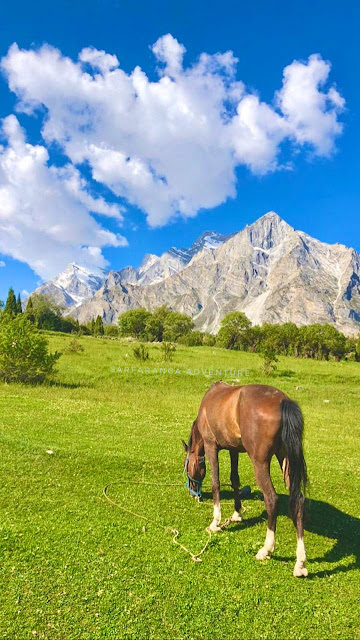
[188,420,197,449]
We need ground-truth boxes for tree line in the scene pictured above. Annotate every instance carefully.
[116,307,360,362]
[1,288,359,364]
[0,288,107,336]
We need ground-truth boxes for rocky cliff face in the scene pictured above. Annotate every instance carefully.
[69,212,360,336]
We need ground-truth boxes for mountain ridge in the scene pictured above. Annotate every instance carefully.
[31,212,360,336]
[71,212,360,335]
[31,228,233,307]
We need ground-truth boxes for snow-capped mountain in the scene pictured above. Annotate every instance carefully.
[32,230,232,305]
[31,263,109,309]
[70,212,360,336]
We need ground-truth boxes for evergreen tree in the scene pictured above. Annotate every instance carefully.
[25,297,35,323]
[89,318,96,335]
[16,293,23,315]
[94,315,104,335]
[4,287,17,318]
[0,314,61,383]
[356,334,360,361]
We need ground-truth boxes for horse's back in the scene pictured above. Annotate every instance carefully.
[198,382,288,454]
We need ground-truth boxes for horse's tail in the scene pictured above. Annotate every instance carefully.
[280,398,308,524]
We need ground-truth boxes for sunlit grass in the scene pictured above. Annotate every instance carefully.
[0,333,359,639]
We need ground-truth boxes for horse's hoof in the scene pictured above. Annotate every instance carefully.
[230,511,243,522]
[207,523,221,533]
[293,564,308,578]
[256,548,270,560]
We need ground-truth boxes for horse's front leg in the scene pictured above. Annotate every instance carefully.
[205,444,221,532]
[230,449,242,522]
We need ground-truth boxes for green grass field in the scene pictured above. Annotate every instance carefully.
[1,333,359,639]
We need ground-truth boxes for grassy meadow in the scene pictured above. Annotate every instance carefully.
[0,333,359,639]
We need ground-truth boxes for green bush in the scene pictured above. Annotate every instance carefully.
[104,325,119,337]
[260,340,278,376]
[160,341,176,361]
[202,332,216,346]
[0,315,61,384]
[64,339,84,355]
[133,343,150,361]
[177,331,203,346]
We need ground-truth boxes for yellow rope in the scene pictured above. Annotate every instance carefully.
[102,481,213,562]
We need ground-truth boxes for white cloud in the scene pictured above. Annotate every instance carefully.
[276,54,345,155]
[0,115,127,280]
[0,260,5,267]
[1,35,345,233]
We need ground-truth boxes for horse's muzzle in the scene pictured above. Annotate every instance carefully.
[184,455,203,499]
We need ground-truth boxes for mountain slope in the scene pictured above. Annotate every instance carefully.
[71,212,360,335]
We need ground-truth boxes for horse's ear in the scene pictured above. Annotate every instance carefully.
[182,439,188,453]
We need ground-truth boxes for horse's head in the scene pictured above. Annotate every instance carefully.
[182,438,206,500]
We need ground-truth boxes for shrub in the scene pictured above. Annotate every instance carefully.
[0,315,61,384]
[202,333,216,347]
[177,331,203,346]
[161,341,176,361]
[260,341,278,376]
[104,325,119,337]
[133,343,150,361]
[64,339,84,354]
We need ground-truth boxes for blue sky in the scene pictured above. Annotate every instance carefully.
[0,0,359,302]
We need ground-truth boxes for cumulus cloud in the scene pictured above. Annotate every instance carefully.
[0,115,126,280]
[0,260,5,267]
[276,54,345,155]
[1,34,345,234]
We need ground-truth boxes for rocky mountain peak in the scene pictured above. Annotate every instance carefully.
[32,261,109,309]
[244,211,293,250]
[167,229,233,262]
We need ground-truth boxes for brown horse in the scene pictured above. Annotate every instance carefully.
[182,382,308,577]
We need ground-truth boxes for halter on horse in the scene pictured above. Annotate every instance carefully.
[184,454,205,499]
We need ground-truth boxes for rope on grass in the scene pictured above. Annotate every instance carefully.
[102,480,213,562]
[102,479,247,562]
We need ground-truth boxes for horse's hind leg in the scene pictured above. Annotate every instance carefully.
[229,449,242,522]
[293,496,307,577]
[253,460,278,560]
[205,444,222,532]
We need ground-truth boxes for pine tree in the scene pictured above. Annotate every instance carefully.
[25,297,35,324]
[16,293,23,315]
[4,287,17,318]
[95,315,104,335]
[89,318,96,335]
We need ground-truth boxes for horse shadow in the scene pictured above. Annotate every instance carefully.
[201,490,360,578]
